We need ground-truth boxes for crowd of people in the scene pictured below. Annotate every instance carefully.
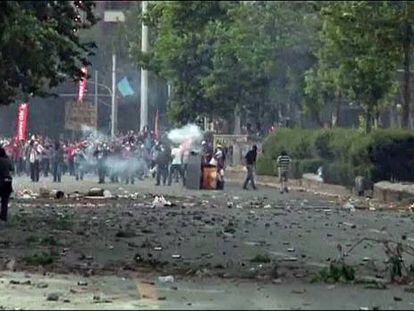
[0,127,228,189]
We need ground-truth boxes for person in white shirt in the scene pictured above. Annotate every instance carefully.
[168,145,184,186]
[29,140,43,182]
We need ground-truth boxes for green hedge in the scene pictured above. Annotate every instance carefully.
[257,128,414,186]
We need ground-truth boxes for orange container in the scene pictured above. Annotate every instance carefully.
[202,165,217,190]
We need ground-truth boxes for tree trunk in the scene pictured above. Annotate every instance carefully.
[233,107,241,135]
[402,20,411,129]
[335,92,342,127]
[232,107,242,167]
[365,108,373,133]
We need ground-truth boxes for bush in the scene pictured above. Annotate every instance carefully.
[256,155,277,176]
[299,159,324,175]
[257,128,414,186]
[323,161,354,186]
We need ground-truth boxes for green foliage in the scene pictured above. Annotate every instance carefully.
[305,1,411,132]
[250,254,271,263]
[299,159,325,175]
[323,161,355,186]
[315,262,355,283]
[23,252,55,266]
[125,1,320,125]
[257,128,414,185]
[0,1,97,105]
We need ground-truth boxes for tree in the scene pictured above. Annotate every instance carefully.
[125,1,320,129]
[0,1,97,105]
[307,2,400,133]
[382,2,414,128]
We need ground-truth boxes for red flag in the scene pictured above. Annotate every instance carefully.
[154,109,160,140]
[16,103,29,141]
[77,66,88,102]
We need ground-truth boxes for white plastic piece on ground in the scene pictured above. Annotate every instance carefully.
[343,201,356,212]
[103,190,112,198]
[158,275,174,284]
[152,195,172,208]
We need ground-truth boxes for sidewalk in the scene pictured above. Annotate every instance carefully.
[226,167,414,208]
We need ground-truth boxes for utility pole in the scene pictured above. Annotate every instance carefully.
[94,70,98,107]
[103,10,125,137]
[111,53,117,137]
[140,0,149,131]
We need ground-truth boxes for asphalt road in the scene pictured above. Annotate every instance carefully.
[0,174,412,309]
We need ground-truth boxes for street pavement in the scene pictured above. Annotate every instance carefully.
[0,174,413,309]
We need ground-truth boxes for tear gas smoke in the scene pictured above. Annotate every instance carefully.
[167,124,203,151]
[77,124,148,177]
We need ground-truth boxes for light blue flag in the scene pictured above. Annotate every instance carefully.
[117,77,135,97]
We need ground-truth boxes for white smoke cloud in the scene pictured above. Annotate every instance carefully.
[167,124,203,149]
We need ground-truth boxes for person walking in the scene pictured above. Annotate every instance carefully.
[242,145,258,190]
[0,147,14,222]
[277,150,291,194]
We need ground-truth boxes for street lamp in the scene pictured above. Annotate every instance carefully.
[140,1,149,131]
[104,10,125,137]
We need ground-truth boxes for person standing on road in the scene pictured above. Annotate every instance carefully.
[168,144,184,186]
[277,150,291,194]
[94,143,109,184]
[29,140,43,182]
[52,141,64,183]
[0,147,14,222]
[243,145,258,190]
[155,143,171,186]
[213,144,226,190]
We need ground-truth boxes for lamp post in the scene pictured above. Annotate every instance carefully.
[140,1,149,131]
[104,10,125,137]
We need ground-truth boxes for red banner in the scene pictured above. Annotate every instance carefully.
[77,66,88,103]
[16,103,29,141]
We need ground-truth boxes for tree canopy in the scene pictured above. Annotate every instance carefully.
[0,1,97,105]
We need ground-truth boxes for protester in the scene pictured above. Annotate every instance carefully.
[74,143,86,181]
[52,140,64,183]
[29,140,43,182]
[242,145,258,190]
[42,143,52,177]
[277,150,291,194]
[213,144,226,190]
[168,144,184,186]
[94,143,109,184]
[155,143,170,186]
[0,147,14,223]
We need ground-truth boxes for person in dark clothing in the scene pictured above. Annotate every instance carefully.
[94,143,109,184]
[52,141,64,183]
[243,145,258,190]
[0,147,14,222]
[155,144,171,186]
